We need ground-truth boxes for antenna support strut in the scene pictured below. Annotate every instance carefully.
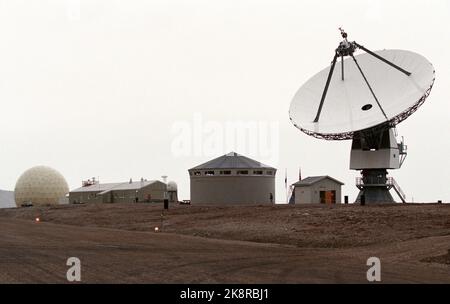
[313,28,412,123]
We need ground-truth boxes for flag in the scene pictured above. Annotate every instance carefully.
[285,168,287,188]
[285,168,288,204]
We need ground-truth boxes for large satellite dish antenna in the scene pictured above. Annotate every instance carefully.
[289,29,435,203]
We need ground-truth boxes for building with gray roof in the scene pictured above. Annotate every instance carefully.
[292,176,344,204]
[69,178,167,204]
[189,152,277,204]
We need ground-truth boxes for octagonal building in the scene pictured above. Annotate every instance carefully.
[189,152,276,204]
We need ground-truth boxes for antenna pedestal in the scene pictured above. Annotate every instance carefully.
[350,127,407,203]
[355,169,395,203]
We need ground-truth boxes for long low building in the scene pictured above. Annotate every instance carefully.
[0,189,15,208]
[69,179,167,204]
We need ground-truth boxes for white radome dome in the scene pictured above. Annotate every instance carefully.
[14,166,69,207]
[167,181,178,191]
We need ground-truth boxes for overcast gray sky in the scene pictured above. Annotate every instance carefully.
[0,0,449,206]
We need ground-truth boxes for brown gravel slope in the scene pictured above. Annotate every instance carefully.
[1,203,449,248]
[0,203,450,283]
[0,217,449,283]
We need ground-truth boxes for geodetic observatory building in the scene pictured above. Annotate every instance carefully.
[189,152,276,204]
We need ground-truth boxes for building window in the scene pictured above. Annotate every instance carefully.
[194,171,201,176]
[266,171,273,175]
[237,170,248,175]
[205,171,215,176]
[220,170,232,175]
[253,170,263,175]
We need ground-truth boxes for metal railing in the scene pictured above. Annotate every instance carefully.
[388,177,406,202]
[355,176,388,186]
[355,176,406,202]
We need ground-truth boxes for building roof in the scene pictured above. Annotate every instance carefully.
[70,180,160,193]
[110,180,159,191]
[292,176,344,187]
[189,152,276,170]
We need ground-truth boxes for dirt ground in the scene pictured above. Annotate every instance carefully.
[0,203,449,283]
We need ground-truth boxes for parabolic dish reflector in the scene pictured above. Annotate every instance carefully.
[289,49,435,140]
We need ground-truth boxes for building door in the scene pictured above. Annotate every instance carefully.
[320,190,336,204]
[320,191,326,204]
[329,190,336,204]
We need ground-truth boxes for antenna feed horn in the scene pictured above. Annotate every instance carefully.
[339,27,348,39]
